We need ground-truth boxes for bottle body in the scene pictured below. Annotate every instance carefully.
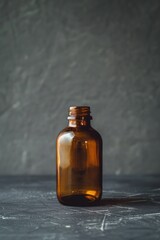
[56,106,102,206]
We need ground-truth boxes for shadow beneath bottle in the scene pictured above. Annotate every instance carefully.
[99,195,160,206]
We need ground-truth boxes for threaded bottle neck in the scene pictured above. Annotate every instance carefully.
[68,106,92,127]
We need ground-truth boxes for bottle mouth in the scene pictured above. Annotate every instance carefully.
[68,106,92,120]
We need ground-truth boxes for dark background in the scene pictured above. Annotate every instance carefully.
[0,0,160,175]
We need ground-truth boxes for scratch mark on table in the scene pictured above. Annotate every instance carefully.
[100,213,107,231]
[0,215,17,220]
[152,188,160,191]
[128,212,160,220]
[65,225,71,228]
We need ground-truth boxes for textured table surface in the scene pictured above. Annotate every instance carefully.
[0,175,160,240]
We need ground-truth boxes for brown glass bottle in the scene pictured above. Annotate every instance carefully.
[56,106,102,206]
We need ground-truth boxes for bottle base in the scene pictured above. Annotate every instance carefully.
[58,194,101,206]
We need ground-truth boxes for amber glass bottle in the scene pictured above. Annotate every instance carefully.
[56,106,102,206]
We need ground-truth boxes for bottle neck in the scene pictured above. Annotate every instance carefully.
[67,106,92,128]
[68,119,91,127]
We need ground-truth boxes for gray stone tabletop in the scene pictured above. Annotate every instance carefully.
[0,175,160,240]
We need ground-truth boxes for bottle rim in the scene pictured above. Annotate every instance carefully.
[68,106,92,120]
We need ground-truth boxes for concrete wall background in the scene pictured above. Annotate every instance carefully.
[0,0,160,175]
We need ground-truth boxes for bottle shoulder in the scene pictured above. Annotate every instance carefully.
[57,126,102,142]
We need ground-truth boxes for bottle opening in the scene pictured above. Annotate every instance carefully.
[68,106,92,120]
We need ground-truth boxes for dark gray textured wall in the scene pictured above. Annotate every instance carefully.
[0,0,160,175]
